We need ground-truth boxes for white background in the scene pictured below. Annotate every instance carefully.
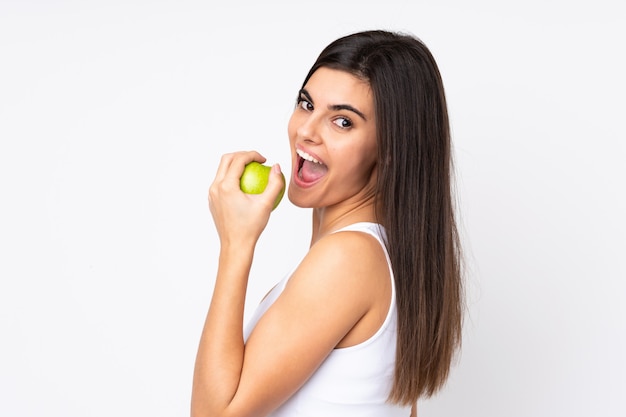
[1,1,624,416]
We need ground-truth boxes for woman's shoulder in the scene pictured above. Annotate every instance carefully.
[287,223,393,348]
[312,224,385,265]
[286,224,390,301]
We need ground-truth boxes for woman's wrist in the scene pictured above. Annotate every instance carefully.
[219,238,255,259]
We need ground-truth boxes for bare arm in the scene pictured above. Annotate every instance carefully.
[191,243,254,414]
[191,152,385,417]
[191,151,284,416]
[192,233,381,416]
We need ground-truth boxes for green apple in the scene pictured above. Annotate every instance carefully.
[239,161,285,210]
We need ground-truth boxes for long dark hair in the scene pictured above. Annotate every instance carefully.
[301,30,463,405]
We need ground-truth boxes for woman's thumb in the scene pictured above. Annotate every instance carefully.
[265,164,286,210]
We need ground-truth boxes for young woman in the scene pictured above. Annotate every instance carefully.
[192,30,463,417]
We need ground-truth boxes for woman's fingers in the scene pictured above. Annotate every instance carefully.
[212,153,234,184]
[225,151,267,184]
[210,151,268,206]
[213,151,267,184]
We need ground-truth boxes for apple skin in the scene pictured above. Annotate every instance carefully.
[239,162,285,210]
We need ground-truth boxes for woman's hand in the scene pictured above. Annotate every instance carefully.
[208,151,284,248]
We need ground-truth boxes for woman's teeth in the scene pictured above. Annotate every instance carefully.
[296,149,324,165]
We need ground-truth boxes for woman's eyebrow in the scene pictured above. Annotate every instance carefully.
[299,88,368,121]
[329,103,367,121]
[299,89,314,104]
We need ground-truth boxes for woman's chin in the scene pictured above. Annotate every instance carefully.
[287,184,324,209]
[287,186,308,208]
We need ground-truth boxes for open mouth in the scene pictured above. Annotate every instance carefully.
[296,148,328,184]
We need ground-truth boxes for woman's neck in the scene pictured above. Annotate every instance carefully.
[309,197,378,247]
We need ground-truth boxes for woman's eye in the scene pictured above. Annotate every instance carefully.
[298,99,313,111]
[332,117,353,129]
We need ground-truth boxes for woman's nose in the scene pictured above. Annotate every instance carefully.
[296,113,322,144]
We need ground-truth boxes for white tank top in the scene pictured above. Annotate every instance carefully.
[243,222,412,417]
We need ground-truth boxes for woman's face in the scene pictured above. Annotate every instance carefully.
[287,67,378,209]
